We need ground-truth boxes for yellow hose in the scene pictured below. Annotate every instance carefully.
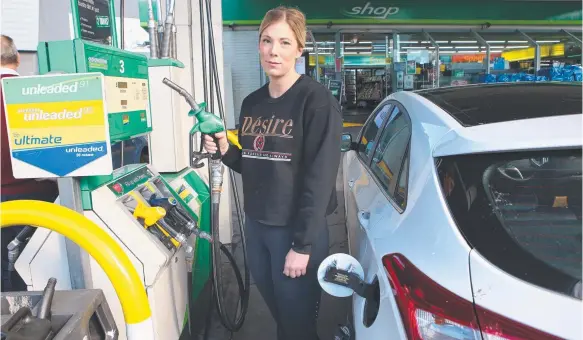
[0,200,154,339]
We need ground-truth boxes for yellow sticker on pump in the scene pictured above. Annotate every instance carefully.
[179,189,190,200]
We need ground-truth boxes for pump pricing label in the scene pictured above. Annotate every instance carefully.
[1,73,112,178]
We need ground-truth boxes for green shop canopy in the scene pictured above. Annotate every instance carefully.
[221,0,582,26]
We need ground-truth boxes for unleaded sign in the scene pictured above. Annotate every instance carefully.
[1,73,113,178]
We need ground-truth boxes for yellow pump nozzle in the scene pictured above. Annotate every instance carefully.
[133,203,166,227]
[133,203,181,248]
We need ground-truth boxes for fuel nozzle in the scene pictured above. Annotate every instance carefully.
[148,195,212,243]
[133,203,191,252]
[149,194,197,233]
[162,77,225,167]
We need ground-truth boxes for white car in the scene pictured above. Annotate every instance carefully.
[326,83,582,340]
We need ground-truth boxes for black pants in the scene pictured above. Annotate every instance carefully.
[245,216,329,340]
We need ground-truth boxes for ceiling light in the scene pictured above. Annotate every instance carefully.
[451,40,477,43]
[486,40,505,43]
[508,40,527,43]
[536,40,560,43]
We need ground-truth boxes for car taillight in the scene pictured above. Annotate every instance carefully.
[382,253,561,340]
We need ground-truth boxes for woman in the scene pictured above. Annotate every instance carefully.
[204,6,342,340]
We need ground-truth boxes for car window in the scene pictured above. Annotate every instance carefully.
[437,150,582,299]
[394,149,410,209]
[358,103,393,161]
[369,105,411,204]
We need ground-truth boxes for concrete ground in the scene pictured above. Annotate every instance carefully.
[198,126,363,340]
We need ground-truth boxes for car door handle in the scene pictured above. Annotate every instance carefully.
[348,179,355,188]
[357,210,370,229]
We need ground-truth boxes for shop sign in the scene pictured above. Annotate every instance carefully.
[406,60,416,74]
[222,0,582,25]
[2,73,112,178]
[452,53,501,63]
[502,43,565,62]
[343,55,389,66]
[328,80,343,103]
[344,3,399,20]
[439,55,452,63]
[309,54,389,66]
[453,69,465,78]
[73,0,114,46]
[309,54,335,67]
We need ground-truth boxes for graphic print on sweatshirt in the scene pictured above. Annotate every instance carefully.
[240,115,293,162]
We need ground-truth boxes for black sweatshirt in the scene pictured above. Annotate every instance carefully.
[222,75,343,255]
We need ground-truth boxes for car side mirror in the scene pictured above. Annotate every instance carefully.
[341,133,354,152]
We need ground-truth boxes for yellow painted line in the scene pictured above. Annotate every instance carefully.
[343,122,364,127]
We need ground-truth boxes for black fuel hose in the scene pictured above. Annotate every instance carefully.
[203,0,250,332]
[162,60,249,335]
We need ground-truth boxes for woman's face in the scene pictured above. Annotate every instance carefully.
[259,20,303,79]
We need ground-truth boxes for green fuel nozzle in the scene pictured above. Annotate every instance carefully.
[162,77,225,167]
[188,102,225,136]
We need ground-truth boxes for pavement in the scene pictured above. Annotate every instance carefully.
[197,126,363,340]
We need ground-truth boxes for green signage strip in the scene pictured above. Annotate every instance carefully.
[222,0,582,25]
[107,164,155,197]
[344,55,388,66]
[84,44,149,79]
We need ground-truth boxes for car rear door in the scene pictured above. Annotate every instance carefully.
[347,102,413,339]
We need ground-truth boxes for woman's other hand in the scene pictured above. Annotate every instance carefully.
[283,249,310,278]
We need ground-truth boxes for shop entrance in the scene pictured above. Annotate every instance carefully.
[305,29,581,123]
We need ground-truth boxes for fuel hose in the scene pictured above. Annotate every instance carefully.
[162,75,249,336]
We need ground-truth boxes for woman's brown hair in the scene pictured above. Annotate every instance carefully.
[259,6,307,50]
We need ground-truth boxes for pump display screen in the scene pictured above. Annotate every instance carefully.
[76,0,113,46]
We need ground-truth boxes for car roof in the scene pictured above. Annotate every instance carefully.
[414,82,581,127]
[432,114,582,157]
[386,84,582,157]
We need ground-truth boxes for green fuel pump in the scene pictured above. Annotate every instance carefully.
[162,78,250,334]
